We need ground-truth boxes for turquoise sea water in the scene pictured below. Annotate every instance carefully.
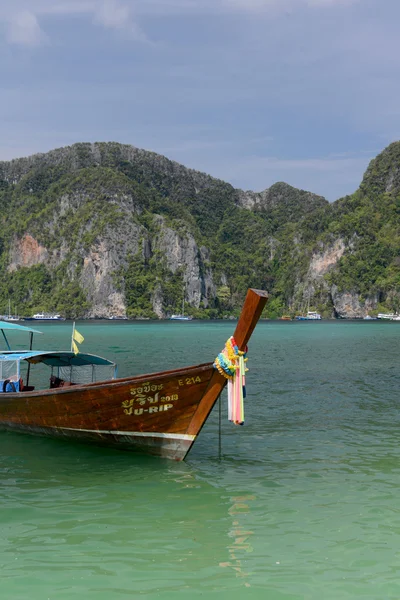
[1,320,400,599]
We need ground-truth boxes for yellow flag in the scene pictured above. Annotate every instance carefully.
[72,340,79,355]
[73,328,84,344]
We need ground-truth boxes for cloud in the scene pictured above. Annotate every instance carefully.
[93,0,148,40]
[0,0,360,47]
[307,0,357,5]
[222,0,280,10]
[94,0,130,27]
[5,10,46,46]
[1,0,147,46]
[222,0,358,11]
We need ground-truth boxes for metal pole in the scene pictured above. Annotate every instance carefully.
[218,394,222,460]
[1,330,10,351]
[26,332,33,386]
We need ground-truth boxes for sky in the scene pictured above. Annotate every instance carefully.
[0,0,399,201]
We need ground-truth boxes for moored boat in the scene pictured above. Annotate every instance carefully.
[169,314,193,321]
[24,312,65,321]
[0,288,268,460]
[305,311,321,320]
[295,311,321,320]
[108,315,128,320]
[3,300,20,322]
[169,293,192,321]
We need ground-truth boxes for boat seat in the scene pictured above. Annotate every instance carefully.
[1,379,21,393]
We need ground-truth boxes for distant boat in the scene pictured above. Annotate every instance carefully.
[295,311,321,321]
[306,311,322,320]
[4,300,20,322]
[279,315,292,321]
[363,315,378,320]
[108,316,128,320]
[377,313,398,320]
[24,313,65,321]
[170,314,193,321]
[170,292,193,321]
[295,295,321,320]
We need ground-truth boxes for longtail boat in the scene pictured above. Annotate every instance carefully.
[0,289,268,460]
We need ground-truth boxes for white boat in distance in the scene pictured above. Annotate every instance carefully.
[377,313,398,320]
[170,315,193,321]
[3,300,21,321]
[24,313,65,321]
[296,311,322,321]
[306,311,321,320]
[169,294,193,321]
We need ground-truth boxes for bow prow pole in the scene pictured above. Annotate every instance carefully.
[184,288,268,455]
[232,288,269,351]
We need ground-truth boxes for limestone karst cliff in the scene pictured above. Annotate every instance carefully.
[0,141,399,318]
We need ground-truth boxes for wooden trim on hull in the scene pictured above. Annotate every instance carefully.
[0,422,194,460]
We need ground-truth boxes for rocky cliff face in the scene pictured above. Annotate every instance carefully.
[3,177,216,318]
[153,216,215,311]
[308,239,346,280]
[80,221,144,318]
[302,253,379,319]
[330,286,379,319]
[8,235,49,271]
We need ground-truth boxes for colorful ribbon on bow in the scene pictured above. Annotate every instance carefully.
[213,336,248,425]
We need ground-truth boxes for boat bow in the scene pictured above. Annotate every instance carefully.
[184,288,268,456]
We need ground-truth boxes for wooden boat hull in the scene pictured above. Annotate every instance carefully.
[0,288,269,460]
[0,363,218,460]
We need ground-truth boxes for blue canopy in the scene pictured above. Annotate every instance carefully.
[0,351,114,367]
[0,321,42,334]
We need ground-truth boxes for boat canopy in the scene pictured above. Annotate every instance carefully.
[0,351,117,390]
[0,351,114,367]
[0,321,42,334]
[0,320,43,352]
